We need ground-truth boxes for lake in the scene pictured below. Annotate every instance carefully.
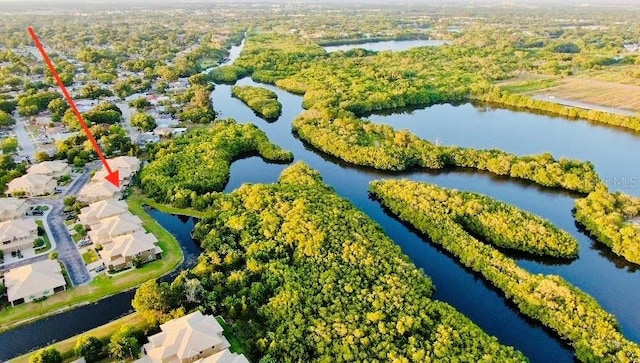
[3,39,640,363]
[323,39,450,52]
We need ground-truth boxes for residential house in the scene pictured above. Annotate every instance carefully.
[78,181,121,203]
[78,200,129,227]
[99,231,162,271]
[138,311,232,363]
[0,198,29,221]
[91,156,141,187]
[27,160,71,179]
[3,259,66,306]
[87,213,143,245]
[194,350,250,363]
[0,218,38,254]
[6,174,56,197]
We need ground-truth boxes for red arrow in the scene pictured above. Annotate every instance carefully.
[28,27,120,188]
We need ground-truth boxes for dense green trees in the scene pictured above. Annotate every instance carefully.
[128,97,151,111]
[131,112,156,131]
[231,85,282,120]
[0,137,19,154]
[293,109,600,193]
[17,91,61,116]
[47,98,68,122]
[28,348,62,363]
[0,138,26,193]
[369,179,640,362]
[74,335,105,363]
[574,185,640,265]
[140,119,293,208]
[207,65,250,84]
[62,102,122,130]
[137,163,525,362]
[77,84,114,99]
[0,110,15,128]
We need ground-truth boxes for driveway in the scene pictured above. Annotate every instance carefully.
[13,116,37,159]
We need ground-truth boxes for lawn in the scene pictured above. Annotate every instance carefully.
[127,191,211,219]
[81,249,99,265]
[216,317,246,354]
[0,191,184,334]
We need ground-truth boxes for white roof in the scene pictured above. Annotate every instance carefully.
[194,350,250,363]
[0,198,27,216]
[92,168,131,183]
[79,181,120,199]
[27,160,69,175]
[106,156,140,173]
[88,213,143,242]
[101,231,159,261]
[4,260,66,302]
[145,311,228,362]
[79,200,129,224]
[0,218,37,242]
[7,174,54,191]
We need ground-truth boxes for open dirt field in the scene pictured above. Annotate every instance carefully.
[534,78,640,113]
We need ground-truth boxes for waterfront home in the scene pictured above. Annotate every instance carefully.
[99,230,162,271]
[3,259,66,306]
[78,181,121,203]
[78,200,129,227]
[87,213,143,245]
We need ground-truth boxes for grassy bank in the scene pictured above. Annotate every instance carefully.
[0,192,184,334]
[9,314,147,363]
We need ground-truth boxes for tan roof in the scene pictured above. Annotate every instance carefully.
[7,174,55,192]
[0,218,37,242]
[27,160,69,175]
[108,156,140,171]
[145,311,229,363]
[0,198,27,218]
[194,350,250,363]
[4,259,66,302]
[88,213,143,243]
[79,200,129,225]
[78,181,120,199]
[101,231,159,261]
[92,168,131,183]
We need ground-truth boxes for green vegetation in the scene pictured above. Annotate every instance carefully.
[34,221,51,254]
[17,91,61,116]
[231,85,282,120]
[131,112,157,132]
[499,78,559,93]
[369,179,640,362]
[293,109,600,193]
[77,84,114,99]
[134,163,525,361]
[140,119,293,208]
[207,65,250,84]
[0,141,26,194]
[82,250,99,265]
[474,88,640,132]
[0,110,15,128]
[574,185,640,265]
[27,348,61,363]
[0,192,182,334]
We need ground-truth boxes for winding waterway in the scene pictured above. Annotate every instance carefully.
[2,39,640,363]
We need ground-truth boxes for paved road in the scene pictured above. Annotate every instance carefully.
[116,101,139,143]
[13,116,37,159]
[53,170,92,286]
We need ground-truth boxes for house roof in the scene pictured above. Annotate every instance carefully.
[27,160,69,175]
[92,168,131,183]
[4,259,66,302]
[0,218,37,242]
[194,350,250,363]
[88,213,143,242]
[79,181,120,199]
[106,156,140,173]
[7,174,55,191]
[101,231,159,261]
[79,200,129,224]
[0,198,27,217]
[145,311,228,362]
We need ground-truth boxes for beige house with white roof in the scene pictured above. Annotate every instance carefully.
[6,174,56,197]
[91,156,140,187]
[88,213,143,245]
[3,259,66,306]
[0,198,29,221]
[0,218,38,254]
[78,200,129,227]
[138,311,233,363]
[100,231,162,270]
[78,180,121,203]
[27,160,71,179]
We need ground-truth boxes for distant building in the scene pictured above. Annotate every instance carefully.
[3,259,66,306]
[0,218,37,254]
[137,311,244,363]
[78,199,129,227]
[6,174,56,197]
[27,160,71,179]
[99,230,162,271]
[0,198,29,222]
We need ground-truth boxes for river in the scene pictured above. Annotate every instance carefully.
[2,39,640,362]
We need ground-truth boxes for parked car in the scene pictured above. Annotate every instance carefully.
[94,265,106,272]
[65,214,76,221]
[78,239,92,247]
